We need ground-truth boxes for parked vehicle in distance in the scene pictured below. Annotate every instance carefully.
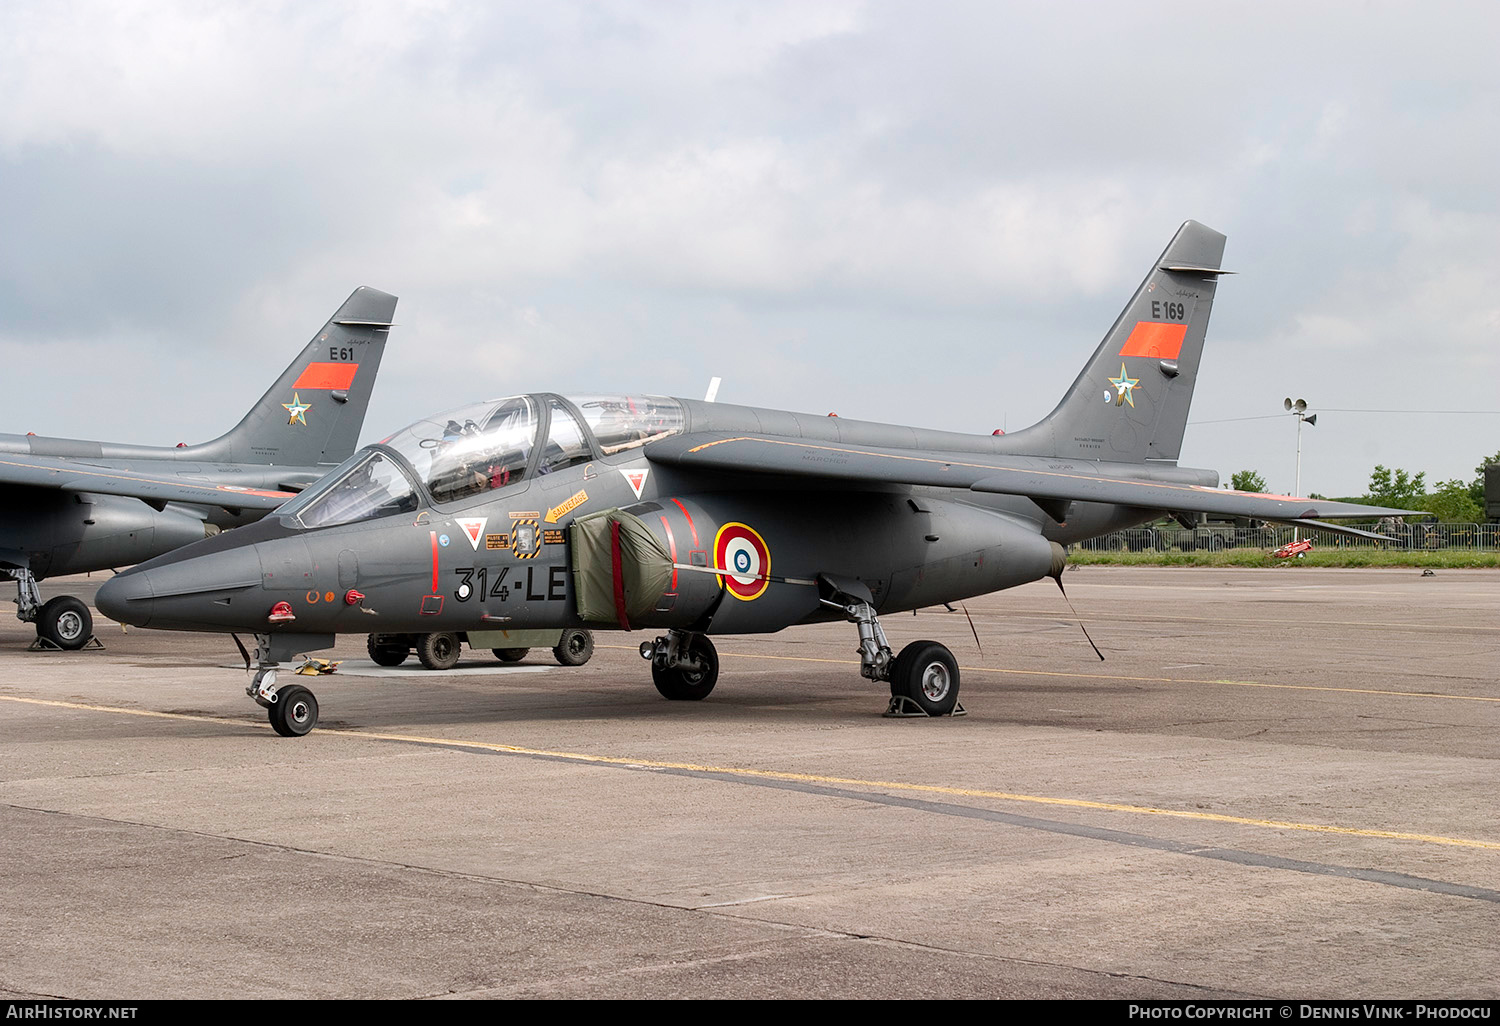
[366,628,595,670]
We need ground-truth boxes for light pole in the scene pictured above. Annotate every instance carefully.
[1283,398,1317,541]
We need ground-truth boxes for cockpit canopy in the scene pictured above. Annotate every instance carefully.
[280,394,685,529]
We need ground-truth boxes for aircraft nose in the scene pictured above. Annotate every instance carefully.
[94,541,264,631]
[96,569,156,627]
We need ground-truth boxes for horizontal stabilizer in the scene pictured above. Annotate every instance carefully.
[1270,519,1399,542]
[1160,264,1235,275]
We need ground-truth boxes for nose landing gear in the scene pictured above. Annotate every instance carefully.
[247,634,328,737]
[262,676,319,737]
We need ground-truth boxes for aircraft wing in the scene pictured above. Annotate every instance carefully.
[645,434,1414,522]
[0,454,296,511]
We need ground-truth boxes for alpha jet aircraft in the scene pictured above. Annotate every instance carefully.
[2,287,395,648]
[97,222,1409,736]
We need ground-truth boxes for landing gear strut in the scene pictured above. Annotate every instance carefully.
[248,634,320,737]
[5,567,96,651]
[640,630,719,700]
[819,576,963,717]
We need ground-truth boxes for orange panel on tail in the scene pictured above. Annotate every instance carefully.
[1118,321,1187,359]
[293,362,359,390]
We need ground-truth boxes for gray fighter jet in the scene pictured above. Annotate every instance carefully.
[4,287,395,648]
[97,223,1408,736]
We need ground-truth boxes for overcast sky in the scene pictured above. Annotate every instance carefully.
[2,1,1497,497]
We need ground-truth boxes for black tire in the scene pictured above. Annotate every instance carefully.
[652,635,718,700]
[553,629,594,666]
[38,596,92,650]
[417,632,462,670]
[492,648,529,663]
[268,685,319,737]
[889,640,960,716]
[366,634,409,667]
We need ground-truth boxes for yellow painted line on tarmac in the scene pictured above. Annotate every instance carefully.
[5,693,1497,852]
[601,646,1500,704]
[0,694,271,730]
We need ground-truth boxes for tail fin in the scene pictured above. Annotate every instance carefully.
[189,287,396,467]
[1008,221,1227,463]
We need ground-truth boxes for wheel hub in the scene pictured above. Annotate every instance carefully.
[920,661,950,701]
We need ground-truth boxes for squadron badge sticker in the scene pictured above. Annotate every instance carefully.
[282,393,311,426]
[1106,364,1140,408]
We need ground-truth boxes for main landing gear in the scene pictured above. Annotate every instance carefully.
[639,630,720,700]
[885,640,961,717]
[247,634,321,737]
[638,591,961,717]
[821,578,963,717]
[5,568,97,651]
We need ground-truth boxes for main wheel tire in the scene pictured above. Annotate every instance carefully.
[366,634,409,667]
[38,596,92,650]
[417,632,462,670]
[268,685,319,737]
[553,629,594,666]
[492,648,529,662]
[889,640,960,716]
[652,635,719,701]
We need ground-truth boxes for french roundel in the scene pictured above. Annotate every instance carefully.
[714,522,771,601]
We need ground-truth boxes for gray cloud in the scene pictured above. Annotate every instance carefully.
[2,0,1497,496]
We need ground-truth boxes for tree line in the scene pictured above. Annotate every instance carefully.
[1230,451,1500,523]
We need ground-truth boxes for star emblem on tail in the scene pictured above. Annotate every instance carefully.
[282,393,311,426]
[1108,364,1139,408]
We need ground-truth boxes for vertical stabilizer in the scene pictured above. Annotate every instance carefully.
[189,287,396,466]
[1005,221,1227,463]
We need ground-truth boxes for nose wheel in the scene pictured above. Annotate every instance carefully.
[247,645,321,738]
[267,684,320,737]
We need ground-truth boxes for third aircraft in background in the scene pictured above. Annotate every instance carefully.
[2,288,395,648]
[97,222,1411,735]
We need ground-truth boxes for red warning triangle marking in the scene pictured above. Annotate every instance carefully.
[456,517,487,550]
[620,468,649,500]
